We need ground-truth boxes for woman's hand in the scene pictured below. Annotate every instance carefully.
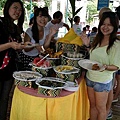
[35,45,44,53]
[80,33,90,47]
[10,42,27,50]
[49,27,58,37]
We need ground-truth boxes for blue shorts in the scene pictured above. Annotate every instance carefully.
[86,77,112,92]
[116,70,120,75]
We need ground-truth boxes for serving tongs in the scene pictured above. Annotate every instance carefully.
[29,54,49,66]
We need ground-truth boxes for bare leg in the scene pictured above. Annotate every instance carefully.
[106,90,113,115]
[113,74,120,100]
[95,91,109,120]
[87,86,98,120]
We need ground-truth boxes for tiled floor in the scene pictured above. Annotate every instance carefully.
[7,85,120,120]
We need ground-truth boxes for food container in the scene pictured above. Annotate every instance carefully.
[13,71,42,89]
[61,52,85,69]
[53,65,80,82]
[46,57,61,66]
[32,65,54,77]
[35,77,68,97]
[56,42,81,53]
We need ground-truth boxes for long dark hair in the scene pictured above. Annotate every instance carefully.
[32,8,49,43]
[3,0,25,34]
[91,12,119,54]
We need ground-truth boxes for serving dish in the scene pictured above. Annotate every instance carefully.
[13,71,42,88]
[32,65,54,77]
[36,77,68,97]
[63,80,79,92]
[53,65,80,82]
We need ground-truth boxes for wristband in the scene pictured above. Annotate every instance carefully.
[85,45,91,48]
[104,65,108,70]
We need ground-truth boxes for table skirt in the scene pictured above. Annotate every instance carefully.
[10,78,90,120]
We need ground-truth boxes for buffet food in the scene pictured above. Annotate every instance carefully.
[13,71,42,88]
[42,48,63,58]
[32,57,51,67]
[54,65,80,82]
[36,77,68,97]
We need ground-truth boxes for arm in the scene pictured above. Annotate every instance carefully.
[0,42,25,52]
[63,23,70,31]
[104,65,119,71]
[43,27,58,49]
[23,32,34,52]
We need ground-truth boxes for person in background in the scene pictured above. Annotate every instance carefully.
[81,27,86,35]
[45,11,70,38]
[0,0,25,120]
[43,6,52,22]
[29,6,38,27]
[89,27,97,43]
[99,7,112,20]
[82,12,120,120]
[86,25,91,36]
[18,8,57,70]
[72,16,82,36]
[113,5,120,102]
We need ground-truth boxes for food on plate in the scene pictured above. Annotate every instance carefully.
[92,64,100,70]
[39,80,65,87]
[56,65,73,72]
[14,72,40,80]
[43,48,63,58]
[33,57,50,67]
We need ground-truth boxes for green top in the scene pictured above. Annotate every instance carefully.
[86,40,120,83]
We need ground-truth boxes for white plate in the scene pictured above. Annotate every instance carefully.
[64,80,79,91]
[25,43,39,48]
[32,64,52,69]
[78,59,105,72]
[13,71,42,81]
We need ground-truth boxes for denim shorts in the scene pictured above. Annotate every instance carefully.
[86,77,112,92]
[116,70,120,75]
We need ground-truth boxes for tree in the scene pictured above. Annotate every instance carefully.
[68,0,82,28]
[0,0,7,10]
[86,0,98,24]
[43,0,52,7]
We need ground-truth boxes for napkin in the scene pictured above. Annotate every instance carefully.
[57,28,83,46]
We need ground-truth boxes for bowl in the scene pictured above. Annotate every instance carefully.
[56,42,81,53]
[32,65,54,77]
[36,77,68,97]
[13,71,42,89]
[46,57,61,66]
[53,65,80,82]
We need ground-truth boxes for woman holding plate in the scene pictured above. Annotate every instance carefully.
[18,8,57,70]
[81,12,120,120]
[0,0,25,119]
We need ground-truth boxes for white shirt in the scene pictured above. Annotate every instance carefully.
[45,21,64,30]
[72,24,82,36]
[23,27,49,56]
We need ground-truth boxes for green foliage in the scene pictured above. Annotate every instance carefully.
[68,0,82,28]
[86,1,98,24]
[43,0,52,7]
[0,0,7,10]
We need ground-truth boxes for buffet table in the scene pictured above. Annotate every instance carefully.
[10,74,90,120]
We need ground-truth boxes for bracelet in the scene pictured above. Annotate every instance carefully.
[104,65,108,70]
[85,45,91,48]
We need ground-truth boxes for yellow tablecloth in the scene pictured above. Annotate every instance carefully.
[10,78,90,120]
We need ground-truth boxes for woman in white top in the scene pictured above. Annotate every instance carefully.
[19,8,57,70]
